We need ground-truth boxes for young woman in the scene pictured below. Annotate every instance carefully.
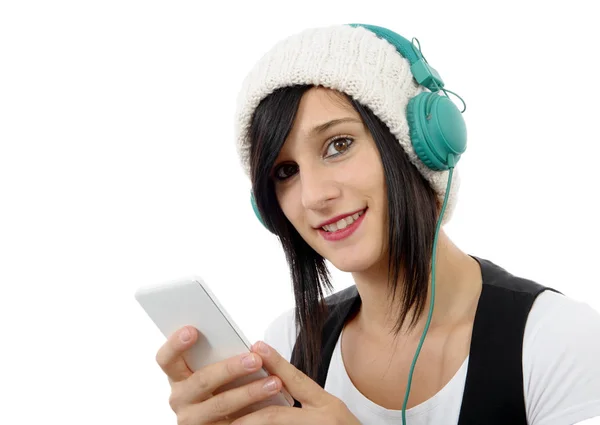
[156,24,600,425]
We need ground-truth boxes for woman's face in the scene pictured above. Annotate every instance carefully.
[273,87,388,273]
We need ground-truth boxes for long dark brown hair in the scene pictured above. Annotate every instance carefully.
[249,85,438,381]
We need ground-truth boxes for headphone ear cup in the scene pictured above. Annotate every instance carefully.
[407,92,467,171]
[251,192,270,231]
[407,93,435,169]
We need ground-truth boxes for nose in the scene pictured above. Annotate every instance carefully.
[300,165,340,211]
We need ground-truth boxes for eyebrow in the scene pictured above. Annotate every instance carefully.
[308,117,363,136]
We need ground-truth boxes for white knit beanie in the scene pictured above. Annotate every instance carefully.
[234,24,461,224]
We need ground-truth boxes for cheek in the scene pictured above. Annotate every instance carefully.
[346,150,386,201]
[351,150,387,231]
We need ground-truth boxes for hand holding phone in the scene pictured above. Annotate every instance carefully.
[156,325,290,423]
[135,276,293,423]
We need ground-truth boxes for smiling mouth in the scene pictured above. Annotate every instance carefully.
[320,209,367,232]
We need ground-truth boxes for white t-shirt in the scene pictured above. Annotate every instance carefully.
[264,290,600,425]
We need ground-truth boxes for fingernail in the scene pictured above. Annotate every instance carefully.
[257,341,269,356]
[241,353,257,369]
[180,328,191,343]
[263,377,277,392]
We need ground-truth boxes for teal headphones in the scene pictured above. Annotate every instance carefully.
[250,23,466,230]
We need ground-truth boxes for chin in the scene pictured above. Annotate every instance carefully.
[309,229,386,273]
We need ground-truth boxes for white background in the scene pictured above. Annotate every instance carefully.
[1,1,599,424]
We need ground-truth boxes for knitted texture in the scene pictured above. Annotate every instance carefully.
[234,24,460,224]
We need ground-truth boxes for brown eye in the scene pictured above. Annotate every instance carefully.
[273,163,298,181]
[325,137,353,157]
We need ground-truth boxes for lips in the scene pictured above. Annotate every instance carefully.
[320,209,366,232]
[317,208,367,242]
[316,208,367,229]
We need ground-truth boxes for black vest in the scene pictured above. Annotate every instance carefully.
[290,257,561,424]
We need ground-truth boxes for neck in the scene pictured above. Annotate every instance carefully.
[349,230,482,340]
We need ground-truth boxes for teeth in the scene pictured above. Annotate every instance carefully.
[322,210,364,232]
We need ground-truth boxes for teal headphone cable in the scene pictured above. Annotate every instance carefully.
[401,154,455,425]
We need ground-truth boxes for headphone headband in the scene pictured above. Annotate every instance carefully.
[349,24,445,92]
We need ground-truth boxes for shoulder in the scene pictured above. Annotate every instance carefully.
[525,288,600,342]
[523,289,600,424]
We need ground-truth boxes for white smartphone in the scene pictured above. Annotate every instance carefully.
[134,276,293,415]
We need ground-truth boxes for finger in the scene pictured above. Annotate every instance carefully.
[183,374,284,423]
[175,352,264,406]
[156,326,198,383]
[251,341,327,406]
[282,390,295,407]
[230,405,320,425]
